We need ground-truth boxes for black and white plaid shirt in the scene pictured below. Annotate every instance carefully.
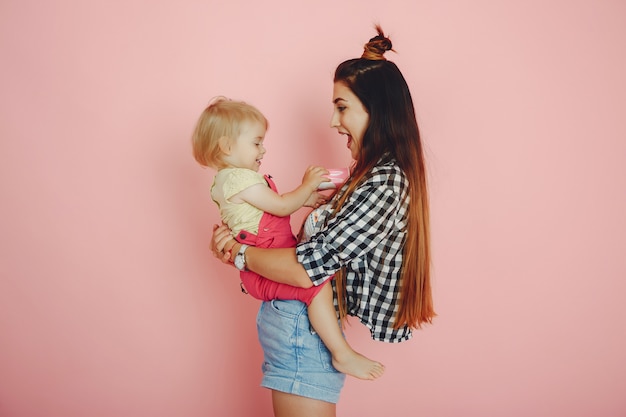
[296,158,412,343]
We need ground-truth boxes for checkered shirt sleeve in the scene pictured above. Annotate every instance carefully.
[296,160,413,342]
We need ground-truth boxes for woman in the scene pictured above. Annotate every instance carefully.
[212,26,435,417]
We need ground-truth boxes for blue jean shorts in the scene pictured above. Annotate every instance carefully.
[256,299,346,404]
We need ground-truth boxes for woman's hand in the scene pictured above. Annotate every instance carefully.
[303,191,327,208]
[211,223,237,263]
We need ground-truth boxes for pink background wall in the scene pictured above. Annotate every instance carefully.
[1,1,625,416]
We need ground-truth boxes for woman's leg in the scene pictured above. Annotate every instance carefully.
[272,390,336,417]
[308,283,385,380]
[258,300,346,410]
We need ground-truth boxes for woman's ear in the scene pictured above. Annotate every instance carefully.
[218,136,232,155]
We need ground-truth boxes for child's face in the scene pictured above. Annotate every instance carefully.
[330,81,369,160]
[226,120,266,172]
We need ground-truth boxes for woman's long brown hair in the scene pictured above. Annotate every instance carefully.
[332,26,435,330]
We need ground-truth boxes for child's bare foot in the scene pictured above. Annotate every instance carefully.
[332,349,385,380]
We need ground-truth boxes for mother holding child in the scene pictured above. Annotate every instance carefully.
[204,26,435,417]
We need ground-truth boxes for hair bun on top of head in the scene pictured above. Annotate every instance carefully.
[361,25,394,61]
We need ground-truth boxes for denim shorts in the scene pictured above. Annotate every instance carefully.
[256,299,346,404]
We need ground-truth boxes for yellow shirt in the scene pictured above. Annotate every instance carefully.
[211,168,267,235]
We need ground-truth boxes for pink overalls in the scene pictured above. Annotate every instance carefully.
[235,175,326,305]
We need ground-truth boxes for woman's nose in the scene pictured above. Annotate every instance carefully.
[330,111,339,128]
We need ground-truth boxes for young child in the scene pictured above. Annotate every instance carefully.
[192,96,384,381]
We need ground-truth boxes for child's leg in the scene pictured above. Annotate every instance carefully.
[307,283,385,380]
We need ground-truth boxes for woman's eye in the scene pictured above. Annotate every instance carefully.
[337,106,346,112]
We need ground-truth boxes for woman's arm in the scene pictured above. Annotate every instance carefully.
[211,224,313,288]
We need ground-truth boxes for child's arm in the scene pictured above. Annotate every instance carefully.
[233,166,328,217]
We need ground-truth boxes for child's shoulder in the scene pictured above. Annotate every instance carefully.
[217,167,264,182]
[216,168,267,196]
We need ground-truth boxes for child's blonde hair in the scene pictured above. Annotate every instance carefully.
[191,96,268,169]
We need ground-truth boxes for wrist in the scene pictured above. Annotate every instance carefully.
[234,243,249,271]
[300,182,317,193]
[233,242,242,252]
[228,242,242,263]
[224,239,241,264]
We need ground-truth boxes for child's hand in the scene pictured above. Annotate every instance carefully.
[303,191,327,208]
[302,166,329,191]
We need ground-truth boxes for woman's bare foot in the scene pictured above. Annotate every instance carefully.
[331,349,385,380]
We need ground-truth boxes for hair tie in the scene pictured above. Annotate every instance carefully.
[360,31,394,61]
[361,44,387,61]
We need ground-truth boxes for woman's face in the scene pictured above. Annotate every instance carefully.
[330,81,369,160]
